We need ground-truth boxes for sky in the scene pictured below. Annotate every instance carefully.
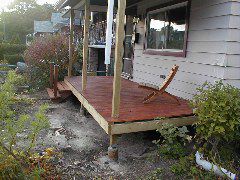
[0,0,59,9]
[150,19,185,32]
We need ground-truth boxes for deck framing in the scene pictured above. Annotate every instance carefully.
[65,78,197,136]
[65,79,110,133]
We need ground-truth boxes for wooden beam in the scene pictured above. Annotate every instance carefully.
[110,116,198,135]
[111,0,126,118]
[68,8,75,77]
[82,0,90,91]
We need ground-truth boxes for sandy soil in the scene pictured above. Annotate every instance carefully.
[29,91,175,180]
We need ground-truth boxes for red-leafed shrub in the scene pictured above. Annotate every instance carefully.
[24,34,69,89]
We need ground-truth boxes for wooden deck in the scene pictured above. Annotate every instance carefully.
[65,76,196,135]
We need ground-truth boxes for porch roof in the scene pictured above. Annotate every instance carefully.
[58,0,141,10]
[60,0,111,9]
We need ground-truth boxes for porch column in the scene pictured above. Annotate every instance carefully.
[111,0,126,118]
[105,0,115,65]
[68,8,75,77]
[82,0,90,91]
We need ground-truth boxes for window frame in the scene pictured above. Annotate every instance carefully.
[143,0,190,57]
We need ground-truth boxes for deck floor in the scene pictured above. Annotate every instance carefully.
[65,76,193,123]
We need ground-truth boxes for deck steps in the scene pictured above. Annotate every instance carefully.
[46,88,61,99]
[57,81,71,93]
[46,81,72,103]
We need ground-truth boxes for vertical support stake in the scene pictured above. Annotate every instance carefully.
[82,0,90,91]
[108,134,119,161]
[111,0,126,118]
[50,62,54,88]
[53,65,59,98]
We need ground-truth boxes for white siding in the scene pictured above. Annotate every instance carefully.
[132,0,240,99]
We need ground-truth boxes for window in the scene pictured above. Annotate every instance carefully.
[145,2,189,56]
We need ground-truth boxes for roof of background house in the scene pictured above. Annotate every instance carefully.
[52,13,81,31]
[34,11,81,34]
[51,12,68,26]
[34,21,54,33]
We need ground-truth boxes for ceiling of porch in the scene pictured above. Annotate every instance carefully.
[59,0,144,10]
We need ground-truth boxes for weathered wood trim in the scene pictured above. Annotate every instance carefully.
[110,116,197,135]
[112,0,126,118]
[64,78,109,134]
[82,0,90,91]
[68,8,75,77]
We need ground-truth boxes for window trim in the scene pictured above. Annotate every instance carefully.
[143,0,191,57]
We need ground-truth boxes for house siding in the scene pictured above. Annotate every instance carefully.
[132,0,240,99]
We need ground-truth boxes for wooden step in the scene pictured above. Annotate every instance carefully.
[46,88,61,100]
[57,81,71,93]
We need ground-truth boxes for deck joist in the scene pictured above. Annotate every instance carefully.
[65,76,197,135]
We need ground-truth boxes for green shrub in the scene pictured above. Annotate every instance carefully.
[0,43,26,60]
[191,81,240,142]
[151,81,240,179]
[4,54,24,65]
[190,81,240,174]
[0,71,59,179]
[154,124,191,159]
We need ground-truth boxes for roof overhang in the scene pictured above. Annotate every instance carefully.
[62,5,108,18]
[59,0,107,9]
[57,0,143,15]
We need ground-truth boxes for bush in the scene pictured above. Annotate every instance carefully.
[191,81,240,174]
[191,81,240,142]
[24,34,69,89]
[0,71,60,179]
[4,54,24,65]
[154,124,191,159]
[0,43,26,60]
[24,34,83,90]
[150,81,240,179]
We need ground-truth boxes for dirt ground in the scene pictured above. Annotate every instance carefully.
[30,91,176,180]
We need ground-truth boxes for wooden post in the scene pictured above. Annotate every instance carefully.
[82,0,90,91]
[53,65,59,98]
[68,8,75,77]
[50,62,54,88]
[111,0,126,118]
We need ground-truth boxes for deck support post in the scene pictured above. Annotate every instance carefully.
[68,8,75,77]
[82,0,90,91]
[80,104,87,116]
[111,0,126,118]
[108,134,119,161]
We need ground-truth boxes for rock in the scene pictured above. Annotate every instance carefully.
[16,62,27,73]
[62,145,72,152]
[74,161,81,166]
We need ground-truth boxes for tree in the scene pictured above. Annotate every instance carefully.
[0,0,55,43]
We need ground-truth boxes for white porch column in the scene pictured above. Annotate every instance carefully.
[112,0,126,118]
[105,0,115,65]
[82,0,90,91]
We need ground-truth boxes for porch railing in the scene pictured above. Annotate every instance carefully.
[89,19,116,46]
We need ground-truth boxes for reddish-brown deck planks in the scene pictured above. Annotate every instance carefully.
[65,76,193,123]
